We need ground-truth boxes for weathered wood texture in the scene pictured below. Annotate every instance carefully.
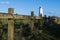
[8,19,14,40]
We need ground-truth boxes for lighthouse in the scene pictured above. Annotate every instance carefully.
[39,6,43,17]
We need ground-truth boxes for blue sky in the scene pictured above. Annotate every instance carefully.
[0,0,60,17]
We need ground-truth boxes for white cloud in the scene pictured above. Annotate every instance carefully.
[0,1,10,4]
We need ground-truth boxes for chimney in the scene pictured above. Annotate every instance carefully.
[31,11,34,17]
[39,6,43,17]
[8,8,14,14]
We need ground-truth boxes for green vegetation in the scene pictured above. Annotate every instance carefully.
[0,17,60,40]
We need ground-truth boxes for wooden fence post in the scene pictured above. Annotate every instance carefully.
[30,11,34,33]
[0,21,3,40]
[8,18,14,40]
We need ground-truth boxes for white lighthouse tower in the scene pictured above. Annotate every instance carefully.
[39,6,43,17]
